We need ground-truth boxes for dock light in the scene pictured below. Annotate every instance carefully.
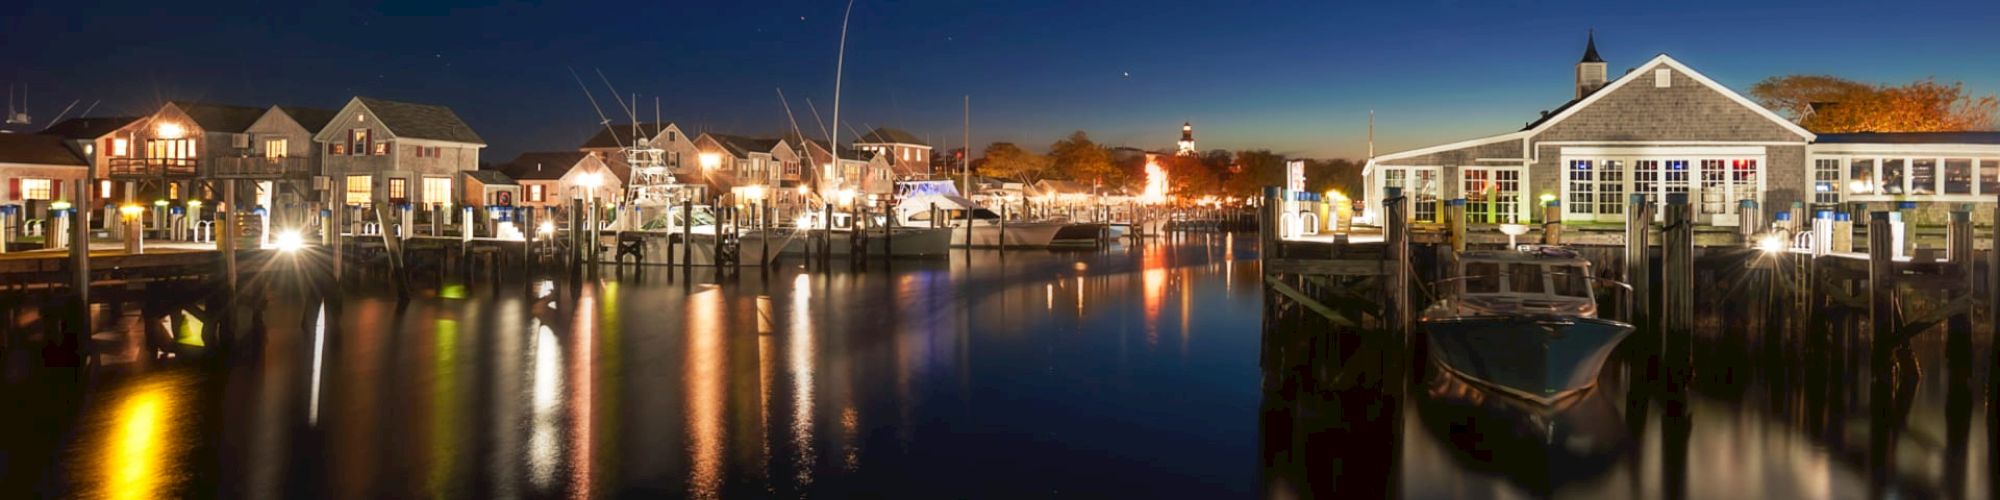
[49,200,71,211]
[185,200,201,210]
[273,229,305,253]
[1538,193,1557,204]
[538,220,555,236]
[744,185,766,200]
[1756,233,1786,254]
[120,203,145,220]
[1324,190,1348,203]
[698,152,721,170]
[835,188,856,205]
[579,171,603,190]
[154,199,169,207]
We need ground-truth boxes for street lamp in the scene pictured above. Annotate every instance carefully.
[120,203,145,254]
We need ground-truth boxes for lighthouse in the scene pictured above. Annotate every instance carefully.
[1176,122,1196,156]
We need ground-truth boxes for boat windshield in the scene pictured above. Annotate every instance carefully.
[1458,262,1592,297]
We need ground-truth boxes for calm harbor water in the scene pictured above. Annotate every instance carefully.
[0,235,1992,498]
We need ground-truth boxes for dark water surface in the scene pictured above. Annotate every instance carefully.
[1,236,1993,499]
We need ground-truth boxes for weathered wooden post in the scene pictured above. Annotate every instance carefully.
[1384,187,1412,338]
[1625,193,1653,324]
[1867,211,1895,377]
[1259,186,1281,262]
[569,198,585,272]
[963,202,974,248]
[1445,198,1466,255]
[1738,199,1760,246]
[1541,200,1562,245]
[221,180,239,300]
[999,204,1009,252]
[1945,210,1972,379]
[823,200,834,264]
[681,198,694,272]
[1662,193,1694,382]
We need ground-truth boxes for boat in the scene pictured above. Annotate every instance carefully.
[776,210,954,258]
[892,181,1065,248]
[1420,245,1633,404]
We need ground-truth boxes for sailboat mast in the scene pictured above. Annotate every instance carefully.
[962,96,969,191]
[830,0,854,183]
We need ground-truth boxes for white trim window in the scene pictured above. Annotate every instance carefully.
[1461,166,1525,223]
[1376,166,1440,223]
[1559,147,1763,225]
[1818,154,2000,202]
[1813,158,1842,204]
[422,177,452,207]
[345,175,372,205]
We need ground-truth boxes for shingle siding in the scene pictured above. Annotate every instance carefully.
[1533,68,1805,143]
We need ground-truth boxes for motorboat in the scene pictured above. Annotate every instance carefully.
[594,204,790,267]
[1420,246,1633,404]
[778,211,954,258]
[893,181,1064,248]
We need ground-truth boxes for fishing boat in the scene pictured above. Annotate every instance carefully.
[892,181,1065,248]
[776,209,954,258]
[1420,246,1633,404]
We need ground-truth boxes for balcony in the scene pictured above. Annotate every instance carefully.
[213,156,313,179]
[107,157,200,178]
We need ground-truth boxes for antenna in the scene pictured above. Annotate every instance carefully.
[78,100,100,118]
[569,67,623,149]
[44,99,80,128]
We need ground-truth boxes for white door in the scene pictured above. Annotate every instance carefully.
[1380,166,1440,223]
[1564,160,1626,222]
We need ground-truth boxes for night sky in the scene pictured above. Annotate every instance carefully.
[3,0,1996,162]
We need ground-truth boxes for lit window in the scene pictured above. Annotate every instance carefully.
[332,142,347,155]
[99,180,112,199]
[345,175,372,205]
[19,178,52,200]
[422,177,451,206]
[265,138,288,158]
[111,138,129,157]
[528,184,545,202]
[388,177,408,202]
[374,142,389,156]
[349,129,370,156]
[1849,158,1877,194]
[168,182,180,200]
[1910,158,1936,195]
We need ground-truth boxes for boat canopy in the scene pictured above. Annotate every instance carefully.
[1458,246,1592,268]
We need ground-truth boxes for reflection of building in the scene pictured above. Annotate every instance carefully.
[1177,122,1196,156]
[1365,33,2000,227]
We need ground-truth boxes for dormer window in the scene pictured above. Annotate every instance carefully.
[349,129,371,156]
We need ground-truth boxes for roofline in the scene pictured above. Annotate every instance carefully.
[1528,54,1815,141]
[1369,131,1529,163]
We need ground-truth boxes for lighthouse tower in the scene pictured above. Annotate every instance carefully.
[1176,122,1196,156]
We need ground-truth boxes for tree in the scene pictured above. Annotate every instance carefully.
[977,142,1051,185]
[1752,75,1998,133]
[1153,154,1220,199]
[1049,131,1122,185]
[1224,149,1288,198]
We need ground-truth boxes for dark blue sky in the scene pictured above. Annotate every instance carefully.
[4,0,1996,161]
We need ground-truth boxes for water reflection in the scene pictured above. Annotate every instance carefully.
[788,273,817,488]
[96,374,186,500]
[685,287,725,499]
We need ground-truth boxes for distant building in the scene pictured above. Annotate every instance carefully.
[460,169,519,207]
[493,151,618,208]
[1365,34,2000,228]
[852,127,932,179]
[577,122,701,189]
[314,96,486,208]
[1177,122,1196,156]
[0,133,90,216]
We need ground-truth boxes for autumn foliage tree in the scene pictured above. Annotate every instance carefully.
[976,142,1052,185]
[1049,131,1123,186]
[1751,75,1998,133]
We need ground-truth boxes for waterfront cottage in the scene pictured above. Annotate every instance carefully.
[225,105,337,225]
[1364,35,2000,229]
[100,101,267,205]
[38,115,138,219]
[785,133,892,203]
[694,133,804,210]
[578,122,703,197]
[460,169,519,207]
[494,151,620,209]
[314,96,485,209]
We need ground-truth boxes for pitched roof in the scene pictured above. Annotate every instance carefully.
[1814,132,2000,145]
[463,169,517,185]
[355,97,485,145]
[38,116,139,139]
[0,134,88,166]
[166,101,268,133]
[495,151,592,180]
[782,132,870,160]
[580,122,676,149]
[275,106,339,133]
[854,127,926,146]
[707,134,782,157]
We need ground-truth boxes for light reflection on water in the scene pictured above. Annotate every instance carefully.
[17,234,1985,498]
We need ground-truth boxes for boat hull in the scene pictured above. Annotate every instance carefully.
[1422,315,1633,404]
[948,223,1064,248]
[777,227,954,257]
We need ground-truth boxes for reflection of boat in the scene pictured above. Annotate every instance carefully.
[1414,367,1632,494]
[1421,246,1633,404]
[595,205,790,266]
[893,181,1065,248]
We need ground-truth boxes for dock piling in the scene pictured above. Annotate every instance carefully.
[1625,194,1653,325]
[1445,198,1465,256]
[1946,210,1973,379]
[1867,211,1895,378]
[1541,201,1562,245]
[1662,193,1693,383]
[1384,187,1411,338]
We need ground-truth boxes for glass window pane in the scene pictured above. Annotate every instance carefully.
[1982,160,2000,196]
[1850,158,1877,195]
[1814,158,1842,204]
[1944,159,1972,195]
[1910,158,1936,195]
[1882,159,1906,194]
